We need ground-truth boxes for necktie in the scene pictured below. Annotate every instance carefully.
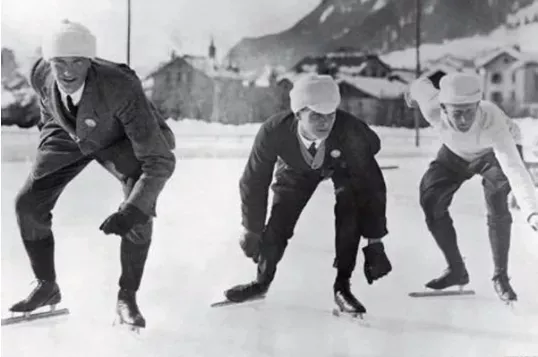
[66,95,78,117]
[308,142,317,157]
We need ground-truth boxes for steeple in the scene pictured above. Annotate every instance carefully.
[209,36,216,60]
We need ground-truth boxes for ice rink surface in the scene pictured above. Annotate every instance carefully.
[2,157,537,357]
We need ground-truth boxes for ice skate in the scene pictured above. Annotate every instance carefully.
[114,289,145,333]
[2,280,69,326]
[409,266,475,297]
[212,281,268,307]
[492,273,517,305]
[332,279,366,319]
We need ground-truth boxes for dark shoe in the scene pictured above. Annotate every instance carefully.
[492,272,517,302]
[426,265,469,290]
[333,278,366,314]
[9,280,61,313]
[224,281,269,303]
[116,289,146,328]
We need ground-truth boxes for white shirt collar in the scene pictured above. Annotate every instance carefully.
[297,125,323,149]
[58,82,86,107]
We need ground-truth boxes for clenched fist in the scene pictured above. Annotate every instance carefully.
[362,242,392,284]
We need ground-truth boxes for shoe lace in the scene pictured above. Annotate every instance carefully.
[242,281,268,297]
[25,280,44,301]
[493,273,511,284]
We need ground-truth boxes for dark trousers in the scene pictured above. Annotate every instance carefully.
[14,138,152,292]
[256,173,363,286]
[419,145,512,276]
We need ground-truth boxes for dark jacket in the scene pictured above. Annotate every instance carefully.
[29,57,176,216]
[240,109,387,238]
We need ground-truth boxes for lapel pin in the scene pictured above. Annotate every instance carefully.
[330,149,341,158]
[84,119,97,127]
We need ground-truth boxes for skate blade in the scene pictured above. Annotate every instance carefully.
[2,307,69,326]
[409,289,475,298]
[210,295,266,308]
[332,308,364,319]
[112,318,144,334]
[500,297,517,308]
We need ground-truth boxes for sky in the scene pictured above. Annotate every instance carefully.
[1,0,321,73]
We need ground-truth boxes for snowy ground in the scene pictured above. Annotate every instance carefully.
[2,117,537,162]
[1,124,538,357]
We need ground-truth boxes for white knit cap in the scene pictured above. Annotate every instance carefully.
[42,19,96,60]
[289,74,341,114]
[439,73,482,104]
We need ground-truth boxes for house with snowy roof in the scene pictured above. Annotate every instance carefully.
[144,40,287,123]
[291,47,393,78]
[474,46,538,116]
[336,75,420,127]
[275,69,420,127]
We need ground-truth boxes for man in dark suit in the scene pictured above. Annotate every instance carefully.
[222,74,392,315]
[9,20,176,329]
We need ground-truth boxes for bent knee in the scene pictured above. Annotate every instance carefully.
[14,188,38,217]
[420,189,450,222]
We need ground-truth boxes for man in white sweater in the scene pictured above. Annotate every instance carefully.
[407,72,538,303]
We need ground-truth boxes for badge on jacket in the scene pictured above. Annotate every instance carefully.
[84,118,97,127]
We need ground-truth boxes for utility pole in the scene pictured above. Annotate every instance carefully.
[414,0,421,147]
[127,0,131,66]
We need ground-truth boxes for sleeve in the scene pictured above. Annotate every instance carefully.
[116,80,177,216]
[409,77,443,126]
[489,106,538,221]
[35,98,53,130]
[29,59,53,130]
[351,116,381,156]
[239,121,278,234]
[505,117,522,145]
[346,117,388,238]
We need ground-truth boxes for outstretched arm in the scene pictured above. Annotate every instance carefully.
[489,107,538,227]
[345,117,388,239]
[239,122,278,234]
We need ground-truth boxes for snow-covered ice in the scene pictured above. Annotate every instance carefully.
[1,123,538,356]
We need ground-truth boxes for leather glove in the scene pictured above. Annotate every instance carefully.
[99,203,149,237]
[362,242,392,284]
[239,228,262,263]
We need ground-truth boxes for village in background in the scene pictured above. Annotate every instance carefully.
[2,1,538,130]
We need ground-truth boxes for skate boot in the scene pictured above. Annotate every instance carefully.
[115,289,145,331]
[333,279,366,318]
[426,265,469,290]
[492,272,517,304]
[224,281,269,303]
[9,280,61,313]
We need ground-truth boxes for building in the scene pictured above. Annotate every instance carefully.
[475,46,538,115]
[291,47,392,78]
[337,75,419,127]
[144,40,287,123]
[280,49,419,127]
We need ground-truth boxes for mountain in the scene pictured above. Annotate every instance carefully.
[224,0,537,71]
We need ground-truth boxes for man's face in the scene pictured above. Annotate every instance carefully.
[49,57,91,94]
[441,102,479,132]
[297,108,336,141]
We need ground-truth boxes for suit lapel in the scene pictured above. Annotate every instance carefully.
[289,118,312,170]
[75,67,101,140]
